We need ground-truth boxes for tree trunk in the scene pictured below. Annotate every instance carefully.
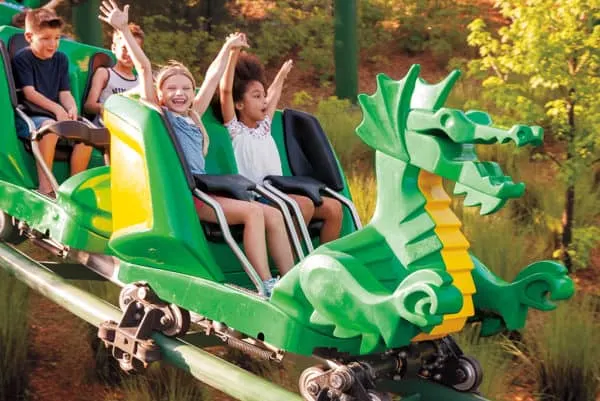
[561,93,576,272]
[561,184,574,271]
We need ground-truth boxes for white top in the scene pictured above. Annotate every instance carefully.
[225,116,282,184]
[93,68,138,126]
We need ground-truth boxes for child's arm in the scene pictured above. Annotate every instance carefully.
[219,48,241,124]
[192,32,248,117]
[43,0,64,10]
[21,86,68,120]
[83,68,109,117]
[59,90,78,120]
[266,59,293,120]
[99,1,156,104]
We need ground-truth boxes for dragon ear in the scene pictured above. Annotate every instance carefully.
[356,65,421,161]
[411,69,461,111]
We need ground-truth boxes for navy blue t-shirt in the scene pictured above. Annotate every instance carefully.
[12,48,70,104]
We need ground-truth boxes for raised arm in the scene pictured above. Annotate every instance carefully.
[99,1,156,104]
[266,59,293,120]
[219,48,241,124]
[193,32,248,116]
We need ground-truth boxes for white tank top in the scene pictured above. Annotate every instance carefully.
[93,68,138,126]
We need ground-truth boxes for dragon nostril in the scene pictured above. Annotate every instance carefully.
[440,114,451,128]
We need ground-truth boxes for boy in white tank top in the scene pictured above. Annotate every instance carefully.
[84,23,144,126]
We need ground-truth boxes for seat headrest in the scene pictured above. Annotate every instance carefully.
[0,40,18,108]
[8,33,27,59]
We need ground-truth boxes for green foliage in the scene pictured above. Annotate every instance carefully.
[467,0,600,270]
[141,15,217,79]
[507,296,600,401]
[0,270,29,401]
[359,0,480,65]
[237,1,335,82]
[467,0,600,176]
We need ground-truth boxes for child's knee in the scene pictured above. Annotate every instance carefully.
[245,202,264,224]
[322,198,343,219]
[262,205,285,228]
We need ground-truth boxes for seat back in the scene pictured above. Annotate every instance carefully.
[104,94,226,283]
[81,52,115,121]
[282,109,344,191]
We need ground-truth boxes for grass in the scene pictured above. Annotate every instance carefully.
[506,296,600,401]
[104,363,207,401]
[0,269,30,401]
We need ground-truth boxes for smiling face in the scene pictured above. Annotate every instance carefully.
[236,80,268,124]
[26,26,61,60]
[157,73,195,114]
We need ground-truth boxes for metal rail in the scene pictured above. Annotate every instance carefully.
[0,243,302,401]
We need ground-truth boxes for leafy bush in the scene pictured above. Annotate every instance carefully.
[0,270,29,401]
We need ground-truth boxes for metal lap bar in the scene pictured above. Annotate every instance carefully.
[253,185,305,260]
[79,116,111,166]
[15,108,60,194]
[323,187,363,230]
[193,189,267,297]
[262,180,314,253]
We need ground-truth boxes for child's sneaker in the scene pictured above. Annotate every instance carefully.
[262,277,279,297]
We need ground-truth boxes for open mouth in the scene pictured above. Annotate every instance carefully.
[171,98,187,106]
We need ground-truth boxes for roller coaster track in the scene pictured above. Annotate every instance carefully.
[0,242,493,401]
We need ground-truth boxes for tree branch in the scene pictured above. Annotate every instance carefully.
[545,152,563,167]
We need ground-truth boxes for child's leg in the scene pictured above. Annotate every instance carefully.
[195,195,272,281]
[288,194,315,224]
[257,203,295,275]
[313,197,343,243]
[36,119,59,194]
[70,143,93,175]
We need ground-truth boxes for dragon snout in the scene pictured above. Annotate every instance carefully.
[509,125,544,147]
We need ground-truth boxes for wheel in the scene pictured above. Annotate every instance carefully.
[160,304,190,337]
[452,355,483,392]
[0,211,25,244]
[367,390,392,401]
[118,283,142,311]
[299,366,325,401]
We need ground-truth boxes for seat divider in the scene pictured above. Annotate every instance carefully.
[323,187,363,229]
[254,185,305,261]
[263,181,314,253]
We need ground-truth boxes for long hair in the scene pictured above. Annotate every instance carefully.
[155,61,202,126]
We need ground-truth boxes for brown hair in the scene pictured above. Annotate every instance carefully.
[155,60,196,91]
[113,23,145,44]
[24,8,64,33]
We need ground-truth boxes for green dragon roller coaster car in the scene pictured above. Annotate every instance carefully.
[0,8,574,401]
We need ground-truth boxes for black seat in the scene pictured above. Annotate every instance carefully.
[282,108,344,192]
[265,175,326,206]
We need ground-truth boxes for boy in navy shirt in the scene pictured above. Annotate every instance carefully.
[12,8,91,198]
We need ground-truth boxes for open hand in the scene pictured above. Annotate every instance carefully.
[279,59,294,78]
[225,32,249,50]
[99,0,129,31]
